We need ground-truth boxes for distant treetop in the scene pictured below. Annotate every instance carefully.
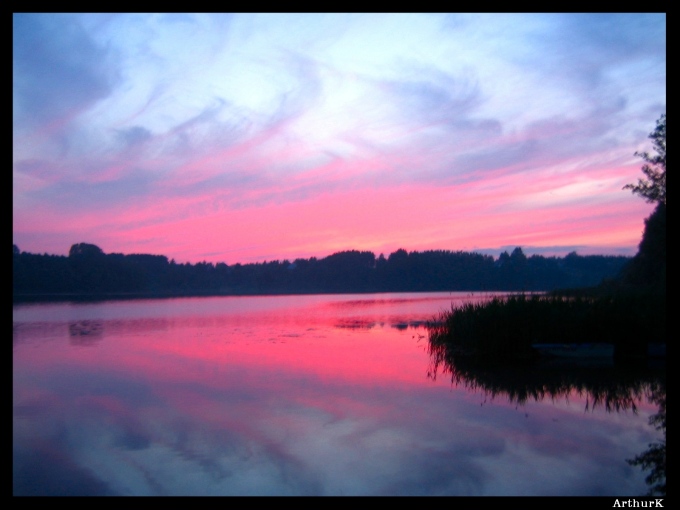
[69,243,104,257]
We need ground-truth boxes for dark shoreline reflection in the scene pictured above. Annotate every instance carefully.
[627,381,666,496]
[427,338,667,495]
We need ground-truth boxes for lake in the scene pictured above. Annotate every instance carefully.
[13,292,664,496]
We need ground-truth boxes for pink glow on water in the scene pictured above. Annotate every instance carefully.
[13,294,451,388]
[13,294,661,496]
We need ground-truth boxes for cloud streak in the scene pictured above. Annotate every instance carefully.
[13,13,665,263]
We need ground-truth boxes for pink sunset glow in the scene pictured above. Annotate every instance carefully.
[13,14,665,264]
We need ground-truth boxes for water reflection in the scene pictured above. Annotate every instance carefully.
[428,337,667,495]
[69,320,104,345]
[13,293,662,496]
[627,382,666,496]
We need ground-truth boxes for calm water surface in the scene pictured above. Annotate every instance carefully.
[13,292,662,496]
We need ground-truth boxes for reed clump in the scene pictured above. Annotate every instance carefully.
[428,291,665,361]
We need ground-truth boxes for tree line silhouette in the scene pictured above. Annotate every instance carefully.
[13,242,631,300]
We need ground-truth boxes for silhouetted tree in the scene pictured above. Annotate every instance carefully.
[13,243,632,300]
[620,202,666,289]
[69,243,104,258]
[619,114,667,290]
[624,114,666,205]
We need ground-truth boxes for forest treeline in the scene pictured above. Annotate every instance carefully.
[13,242,631,300]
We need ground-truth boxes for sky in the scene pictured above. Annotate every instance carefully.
[13,13,666,265]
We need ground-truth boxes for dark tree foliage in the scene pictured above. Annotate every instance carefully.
[69,243,104,258]
[619,202,666,290]
[618,114,667,291]
[13,244,631,300]
[624,114,666,205]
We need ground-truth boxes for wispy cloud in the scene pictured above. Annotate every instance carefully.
[13,13,665,263]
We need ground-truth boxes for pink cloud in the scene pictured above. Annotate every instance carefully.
[95,165,649,264]
[13,112,654,264]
